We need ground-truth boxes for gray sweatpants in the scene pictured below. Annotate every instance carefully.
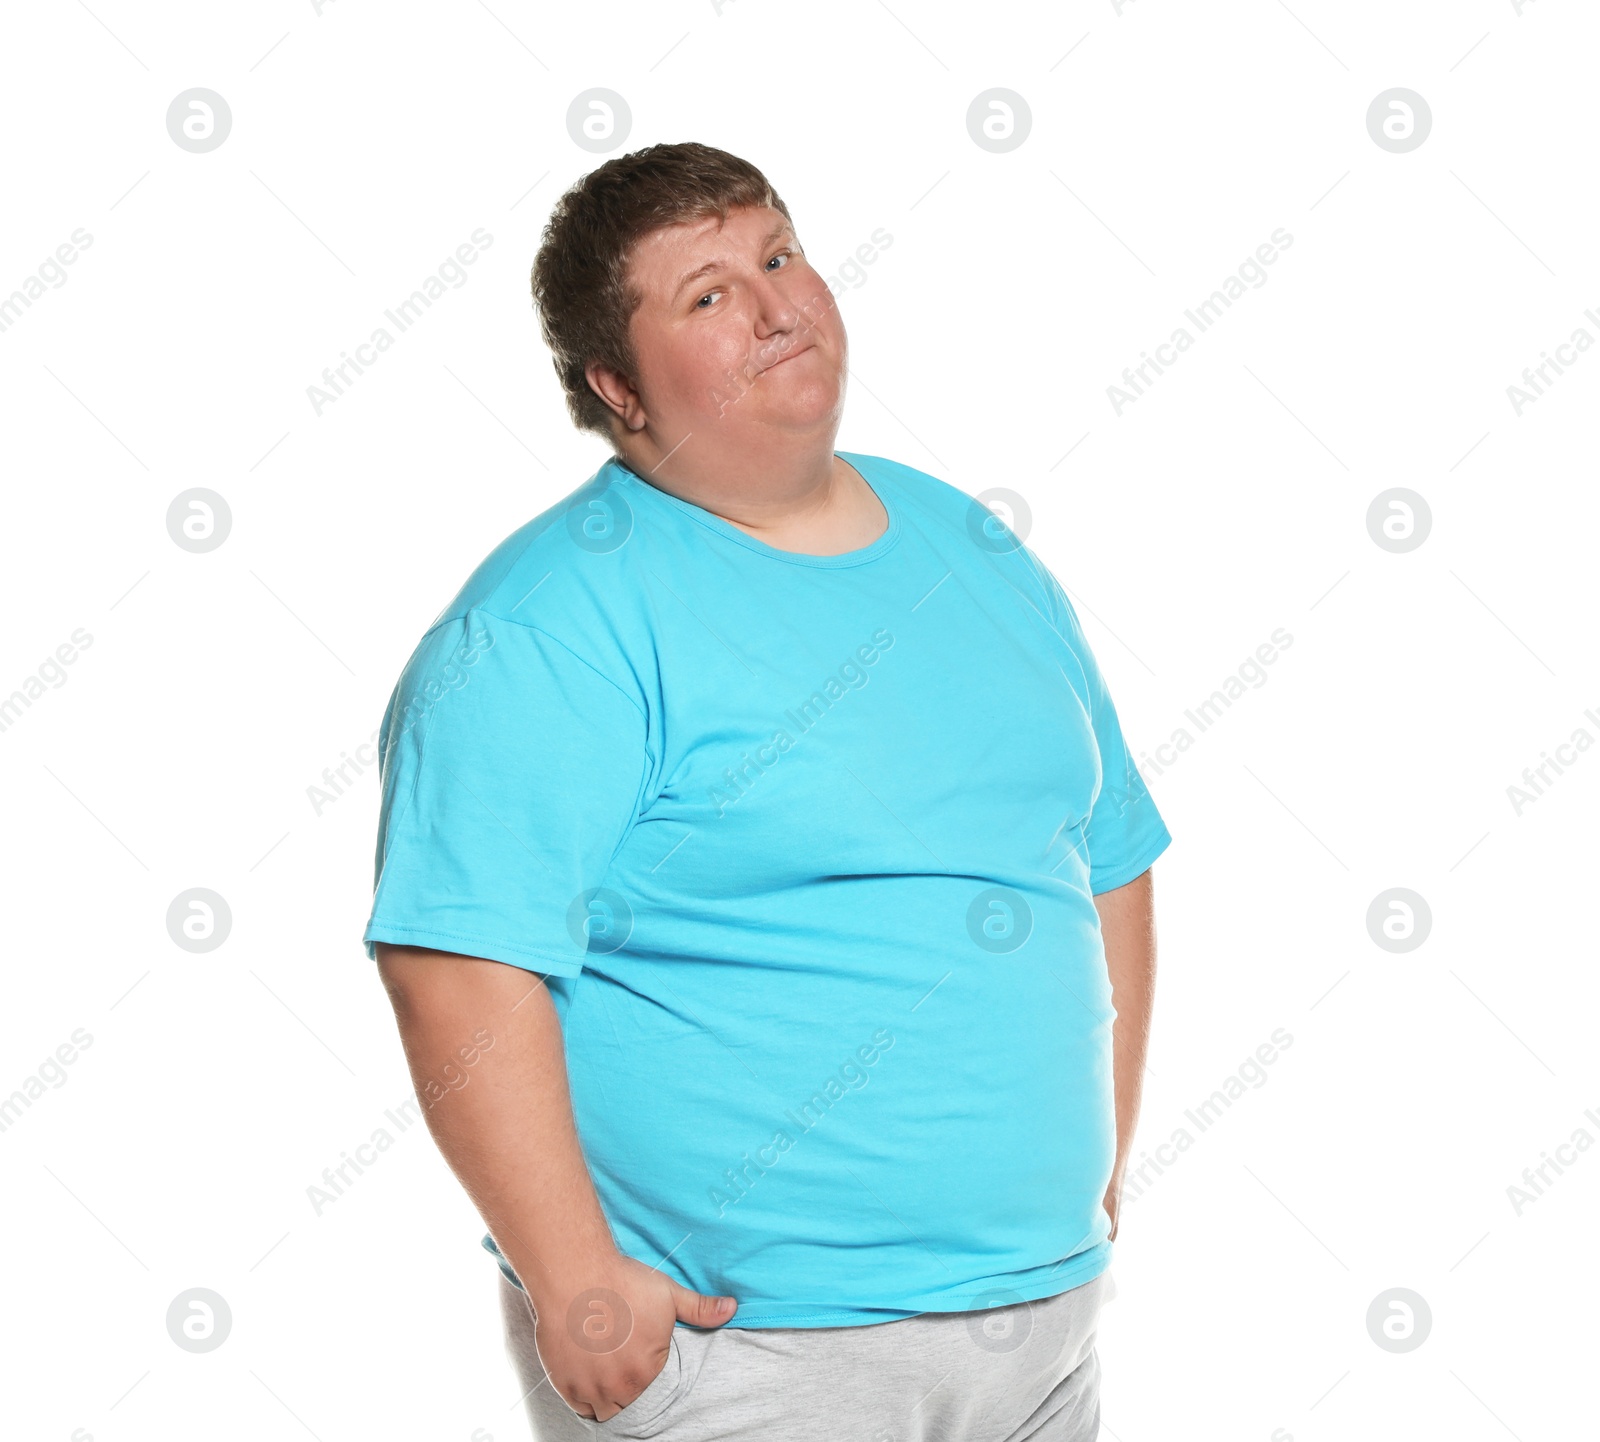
[499,1269,1114,1441]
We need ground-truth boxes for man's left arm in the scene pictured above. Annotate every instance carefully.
[1094,866,1158,1241]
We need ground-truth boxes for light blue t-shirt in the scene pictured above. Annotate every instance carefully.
[362,450,1172,1328]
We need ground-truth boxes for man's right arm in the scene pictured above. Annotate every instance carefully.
[373,944,737,1420]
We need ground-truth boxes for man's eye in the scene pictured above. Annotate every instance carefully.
[695,291,719,309]
[767,251,792,271]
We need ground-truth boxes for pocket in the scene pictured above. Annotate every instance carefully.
[600,1328,686,1435]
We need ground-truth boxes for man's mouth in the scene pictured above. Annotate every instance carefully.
[759,340,813,373]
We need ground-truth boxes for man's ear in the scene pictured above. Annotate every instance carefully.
[585,359,645,433]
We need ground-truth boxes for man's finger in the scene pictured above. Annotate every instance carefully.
[672,1284,739,1328]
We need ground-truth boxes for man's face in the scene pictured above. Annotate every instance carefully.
[605,204,847,445]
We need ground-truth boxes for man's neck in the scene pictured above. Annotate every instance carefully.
[614,439,886,557]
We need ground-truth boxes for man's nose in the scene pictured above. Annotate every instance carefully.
[749,271,802,333]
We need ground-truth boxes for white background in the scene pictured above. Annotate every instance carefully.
[2,1,1595,1439]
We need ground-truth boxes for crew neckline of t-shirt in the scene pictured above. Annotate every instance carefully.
[603,450,903,569]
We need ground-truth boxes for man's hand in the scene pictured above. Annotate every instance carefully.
[1102,1166,1125,1242]
[531,1249,738,1421]
[372,947,738,1421]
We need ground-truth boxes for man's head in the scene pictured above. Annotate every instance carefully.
[531,142,846,463]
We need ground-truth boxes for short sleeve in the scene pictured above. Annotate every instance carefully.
[362,608,650,975]
[1020,550,1172,894]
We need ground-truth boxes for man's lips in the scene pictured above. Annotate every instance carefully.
[758,340,814,373]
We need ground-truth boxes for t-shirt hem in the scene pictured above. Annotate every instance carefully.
[722,1243,1113,1328]
[486,1237,1111,1329]
[1089,823,1173,896]
[362,922,586,976]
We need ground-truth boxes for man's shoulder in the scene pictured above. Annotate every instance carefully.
[847,451,980,519]
[418,457,638,642]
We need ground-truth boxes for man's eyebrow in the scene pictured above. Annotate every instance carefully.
[669,221,794,302]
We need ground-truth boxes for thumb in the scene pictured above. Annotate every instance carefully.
[671,1281,738,1328]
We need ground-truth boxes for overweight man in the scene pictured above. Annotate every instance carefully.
[364,140,1170,1441]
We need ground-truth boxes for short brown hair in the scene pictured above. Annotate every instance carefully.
[530,141,793,442]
